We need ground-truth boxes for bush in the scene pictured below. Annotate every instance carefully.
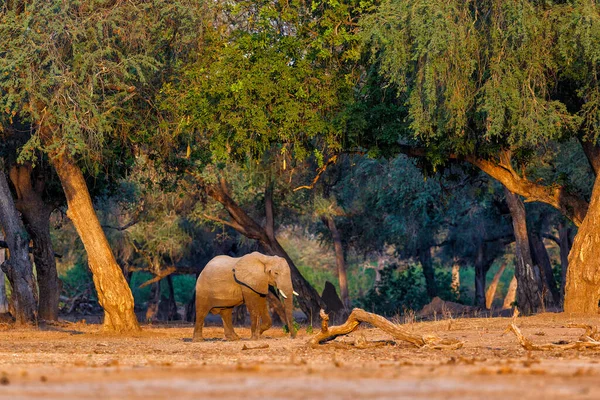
[358,264,429,316]
[357,264,466,316]
[130,272,196,307]
[59,262,99,312]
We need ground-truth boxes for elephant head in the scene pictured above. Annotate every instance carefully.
[234,252,297,338]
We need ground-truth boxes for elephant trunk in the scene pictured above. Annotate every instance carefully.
[277,280,296,338]
[283,294,296,338]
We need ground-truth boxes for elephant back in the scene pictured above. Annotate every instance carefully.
[198,255,238,285]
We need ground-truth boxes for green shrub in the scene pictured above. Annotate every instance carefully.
[357,264,467,316]
[358,264,429,316]
[59,262,99,311]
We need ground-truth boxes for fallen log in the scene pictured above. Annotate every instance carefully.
[308,308,463,349]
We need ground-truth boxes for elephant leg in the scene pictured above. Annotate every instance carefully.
[259,303,272,334]
[219,308,240,341]
[193,296,212,342]
[245,294,267,340]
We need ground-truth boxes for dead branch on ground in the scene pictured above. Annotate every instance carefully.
[505,310,600,351]
[308,308,463,349]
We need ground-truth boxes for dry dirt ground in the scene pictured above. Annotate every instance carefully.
[1,313,600,399]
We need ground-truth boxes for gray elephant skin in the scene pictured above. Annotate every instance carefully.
[193,252,297,341]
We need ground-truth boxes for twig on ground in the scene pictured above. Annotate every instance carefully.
[241,344,269,351]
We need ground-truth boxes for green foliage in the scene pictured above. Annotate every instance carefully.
[161,275,196,305]
[358,265,429,315]
[127,273,196,306]
[360,1,600,165]
[129,272,153,306]
[159,0,365,167]
[282,321,301,335]
[59,262,98,307]
[358,264,463,316]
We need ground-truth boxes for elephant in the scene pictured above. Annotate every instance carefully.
[193,252,297,341]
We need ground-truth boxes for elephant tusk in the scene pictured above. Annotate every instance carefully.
[279,289,288,299]
[293,291,299,296]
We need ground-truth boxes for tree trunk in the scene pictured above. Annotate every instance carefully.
[503,275,518,309]
[145,281,160,323]
[322,215,349,308]
[558,223,572,305]
[451,261,460,299]
[0,169,37,324]
[485,262,507,309]
[504,187,542,314]
[474,243,495,309]
[204,177,325,323]
[564,173,600,314]
[9,164,60,321]
[51,154,139,332]
[166,274,179,320]
[418,247,436,299]
[529,232,560,307]
[185,273,199,323]
[0,235,8,314]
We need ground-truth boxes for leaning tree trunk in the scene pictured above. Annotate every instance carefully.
[503,274,518,310]
[418,247,436,299]
[485,262,507,309]
[0,235,9,314]
[51,154,139,332]
[529,232,560,307]
[9,164,60,321]
[322,215,350,308]
[146,281,160,323]
[504,188,542,314]
[451,260,460,299]
[564,173,600,314]
[0,169,37,324]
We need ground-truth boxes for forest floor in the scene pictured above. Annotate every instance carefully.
[0,312,600,399]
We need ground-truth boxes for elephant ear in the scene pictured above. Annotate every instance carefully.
[232,253,269,296]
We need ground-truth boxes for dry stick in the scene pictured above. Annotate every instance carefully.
[241,344,269,351]
[506,310,600,351]
[308,308,463,349]
[565,323,600,341]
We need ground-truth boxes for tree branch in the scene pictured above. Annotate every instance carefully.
[204,178,269,242]
[0,241,62,258]
[542,233,561,245]
[264,172,275,241]
[101,218,139,231]
[293,155,338,191]
[202,213,247,235]
[580,140,600,177]
[396,145,589,226]
[138,266,177,289]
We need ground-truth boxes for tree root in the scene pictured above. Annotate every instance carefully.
[307,308,463,349]
[506,310,600,351]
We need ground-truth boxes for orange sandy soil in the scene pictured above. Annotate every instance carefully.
[1,313,600,399]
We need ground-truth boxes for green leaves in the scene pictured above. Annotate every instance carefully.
[0,0,171,167]
[159,0,362,168]
[361,0,600,158]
